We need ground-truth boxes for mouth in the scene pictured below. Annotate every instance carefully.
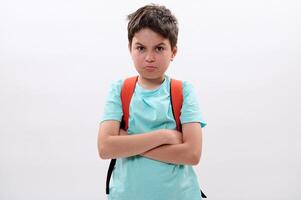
[144,66,157,72]
[145,66,157,69]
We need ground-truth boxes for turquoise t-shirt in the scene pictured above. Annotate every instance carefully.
[100,75,207,200]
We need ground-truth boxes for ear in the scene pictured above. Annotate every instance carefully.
[171,46,177,61]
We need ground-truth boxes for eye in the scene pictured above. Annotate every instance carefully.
[156,46,165,52]
[136,46,145,51]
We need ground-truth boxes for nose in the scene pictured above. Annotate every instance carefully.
[145,51,155,62]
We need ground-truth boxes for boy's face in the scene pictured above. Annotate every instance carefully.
[129,28,177,81]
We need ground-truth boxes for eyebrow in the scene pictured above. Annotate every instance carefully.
[134,42,167,46]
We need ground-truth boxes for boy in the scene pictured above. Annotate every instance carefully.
[98,4,207,200]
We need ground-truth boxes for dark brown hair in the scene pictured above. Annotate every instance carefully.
[127,4,178,49]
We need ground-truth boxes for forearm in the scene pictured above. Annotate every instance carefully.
[141,143,197,165]
[100,130,168,159]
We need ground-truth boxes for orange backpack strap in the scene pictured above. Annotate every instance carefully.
[170,78,183,132]
[120,76,138,130]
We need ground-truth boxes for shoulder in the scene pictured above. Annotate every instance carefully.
[107,79,123,95]
[108,76,139,96]
[100,79,124,123]
[177,79,207,127]
[182,80,195,95]
[110,79,124,89]
[170,77,195,97]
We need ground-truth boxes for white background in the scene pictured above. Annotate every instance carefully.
[0,0,300,199]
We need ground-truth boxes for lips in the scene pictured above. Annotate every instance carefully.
[144,66,157,72]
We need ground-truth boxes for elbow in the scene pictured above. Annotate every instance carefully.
[191,157,200,166]
[99,149,110,160]
[98,143,117,160]
[98,150,106,160]
[98,134,113,159]
[190,152,201,166]
[98,147,106,159]
[98,145,110,160]
[184,144,202,165]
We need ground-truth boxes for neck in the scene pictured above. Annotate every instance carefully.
[138,75,165,90]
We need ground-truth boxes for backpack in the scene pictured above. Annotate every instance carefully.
[105,75,207,198]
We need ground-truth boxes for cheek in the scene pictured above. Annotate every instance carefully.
[133,55,143,62]
[159,54,171,64]
[131,53,144,66]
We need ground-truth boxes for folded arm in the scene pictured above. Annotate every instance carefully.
[141,123,203,165]
[97,120,172,159]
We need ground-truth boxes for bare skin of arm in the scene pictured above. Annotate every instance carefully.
[119,123,203,165]
[97,120,182,159]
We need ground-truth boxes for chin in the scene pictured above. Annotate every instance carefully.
[139,73,164,80]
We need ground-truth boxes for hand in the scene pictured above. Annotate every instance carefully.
[165,129,183,145]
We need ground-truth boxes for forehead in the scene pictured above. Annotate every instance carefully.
[132,28,169,46]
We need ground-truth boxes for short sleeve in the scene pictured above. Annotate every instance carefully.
[100,79,123,123]
[180,81,207,128]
